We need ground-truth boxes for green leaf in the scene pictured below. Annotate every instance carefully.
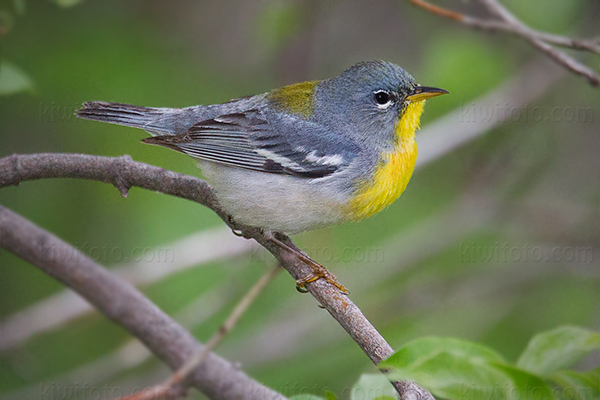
[290,396,326,400]
[382,337,560,400]
[351,374,398,400]
[0,60,34,95]
[493,363,556,400]
[551,368,600,400]
[381,337,511,400]
[516,326,600,377]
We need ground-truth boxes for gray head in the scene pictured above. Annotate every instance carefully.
[314,61,447,147]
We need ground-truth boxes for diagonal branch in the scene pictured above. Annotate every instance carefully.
[0,153,435,399]
[0,58,563,354]
[478,0,600,87]
[409,0,600,87]
[0,59,562,398]
[115,265,282,400]
[0,205,286,400]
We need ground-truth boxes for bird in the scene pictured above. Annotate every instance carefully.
[77,60,447,293]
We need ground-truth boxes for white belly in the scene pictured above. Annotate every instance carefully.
[198,161,349,234]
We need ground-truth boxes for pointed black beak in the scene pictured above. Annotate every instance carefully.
[405,86,449,102]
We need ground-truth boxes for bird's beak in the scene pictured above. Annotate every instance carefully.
[405,86,449,102]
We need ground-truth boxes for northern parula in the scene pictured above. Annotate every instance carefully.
[77,61,447,291]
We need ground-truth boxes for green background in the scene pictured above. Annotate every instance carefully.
[1,0,598,399]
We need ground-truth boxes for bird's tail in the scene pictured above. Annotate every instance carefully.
[76,101,177,135]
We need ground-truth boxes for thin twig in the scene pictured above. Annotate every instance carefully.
[0,154,433,399]
[0,60,561,352]
[409,0,600,87]
[171,265,281,384]
[408,0,464,20]
[0,61,561,399]
[478,0,600,87]
[114,264,281,400]
[410,0,600,52]
[4,193,493,400]
[0,206,287,400]
[0,60,560,400]
[3,288,234,400]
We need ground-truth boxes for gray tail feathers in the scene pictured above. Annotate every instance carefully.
[77,101,170,133]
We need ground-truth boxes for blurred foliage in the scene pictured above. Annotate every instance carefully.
[0,1,599,399]
[382,326,600,400]
[503,0,588,33]
[256,1,306,51]
[0,60,33,95]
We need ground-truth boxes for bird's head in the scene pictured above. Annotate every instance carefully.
[314,61,448,147]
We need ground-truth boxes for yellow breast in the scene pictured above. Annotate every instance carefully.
[346,100,425,221]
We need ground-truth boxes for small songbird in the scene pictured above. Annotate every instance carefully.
[77,60,447,292]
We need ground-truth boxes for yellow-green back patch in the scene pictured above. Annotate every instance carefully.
[268,80,319,118]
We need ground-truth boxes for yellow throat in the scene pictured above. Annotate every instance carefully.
[346,100,425,221]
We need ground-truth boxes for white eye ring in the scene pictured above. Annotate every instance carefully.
[373,90,394,109]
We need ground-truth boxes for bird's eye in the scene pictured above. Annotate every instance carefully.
[374,90,393,108]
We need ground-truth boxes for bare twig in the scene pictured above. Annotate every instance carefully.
[176,265,280,383]
[410,0,600,53]
[0,59,561,354]
[0,153,433,399]
[0,206,287,400]
[3,288,234,400]
[0,60,561,399]
[479,0,600,86]
[5,193,489,400]
[409,0,464,20]
[409,0,600,86]
[173,265,280,395]
[114,265,281,400]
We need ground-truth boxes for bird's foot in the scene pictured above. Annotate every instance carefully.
[294,266,348,294]
[266,231,349,294]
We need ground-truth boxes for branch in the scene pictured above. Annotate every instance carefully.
[0,226,257,351]
[0,156,388,364]
[0,206,286,400]
[409,0,600,87]
[1,59,561,353]
[116,265,281,400]
[3,287,234,400]
[0,60,561,398]
[0,153,434,399]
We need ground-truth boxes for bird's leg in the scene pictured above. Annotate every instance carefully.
[265,231,349,294]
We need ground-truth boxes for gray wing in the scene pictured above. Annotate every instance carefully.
[142,110,357,178]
